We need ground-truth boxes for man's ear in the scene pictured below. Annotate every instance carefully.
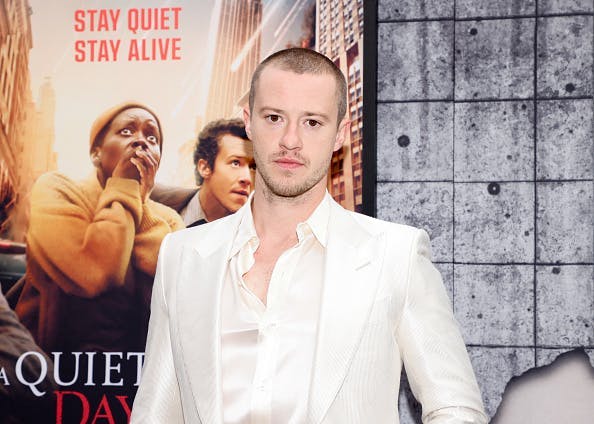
[333,118,350,152]
[243,107,252,140]
[90,147,102,167]
[197,159,212,180]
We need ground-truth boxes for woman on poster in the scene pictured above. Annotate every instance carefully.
[13,102,183,356]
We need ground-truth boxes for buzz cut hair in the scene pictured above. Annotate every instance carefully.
[248,48,348,122]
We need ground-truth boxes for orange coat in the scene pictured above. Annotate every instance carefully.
[15,172,184,353]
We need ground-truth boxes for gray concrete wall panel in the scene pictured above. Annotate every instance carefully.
[456,0,536,18]
[454,101,534,181]
[454,264,534,345]
[378,102,453,181]
[540,0,594,14]
[379,0,453,20]
[378,21,453,100]
[454,182,535,262]
[536,99,593,180]
[455,19,534,99]
[536,181,593,262]
[536,265,594,347]
[537,16,593,98]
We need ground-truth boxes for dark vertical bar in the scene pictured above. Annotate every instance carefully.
[362,0,378,217]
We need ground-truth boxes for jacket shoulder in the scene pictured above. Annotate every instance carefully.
[161,212,237,252]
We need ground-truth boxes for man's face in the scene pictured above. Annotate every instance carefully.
[93,107,161,179]
[200,134,254,213]
[244,66,348,199]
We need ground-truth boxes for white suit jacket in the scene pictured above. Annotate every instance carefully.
[131,198,487,423]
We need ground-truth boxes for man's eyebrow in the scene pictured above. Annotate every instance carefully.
[303,111,331,121]
[257,106,331,120]
[223,153,250,161]
[257,106,284,114]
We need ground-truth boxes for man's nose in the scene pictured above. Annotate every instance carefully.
[238,165,252,186]
[279,122,302,150]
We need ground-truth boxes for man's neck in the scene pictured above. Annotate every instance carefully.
[251,182,326,244]
[198,185,228,222]
[244,181,327,305]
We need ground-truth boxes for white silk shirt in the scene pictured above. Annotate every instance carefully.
[220,196,329,424]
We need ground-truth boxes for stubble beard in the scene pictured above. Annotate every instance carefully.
[255,150,331,200]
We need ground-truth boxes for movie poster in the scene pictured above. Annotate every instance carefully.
[0,0,366,422]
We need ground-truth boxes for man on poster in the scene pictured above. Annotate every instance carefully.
[132,48,487,423]
[151,118,254,227]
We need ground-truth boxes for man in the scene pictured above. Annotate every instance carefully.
[132,49,487,423]
[151,119,254,227]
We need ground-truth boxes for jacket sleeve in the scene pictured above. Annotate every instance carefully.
[395,229,488,424]
[132,201,185,277]
[27,173,142,298]
[131,234,185,423]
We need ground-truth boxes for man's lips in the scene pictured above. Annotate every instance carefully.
[274,157,304,169]
[231,189,249,197]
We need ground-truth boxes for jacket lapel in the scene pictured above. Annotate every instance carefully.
[307,202,386,424]
[176,213,242,424]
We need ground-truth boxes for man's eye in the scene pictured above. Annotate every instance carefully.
[120,128,133,136]
[266,115,281,123]
[231,160,240,166]
[306,119,320,127]
[147,135,158,144]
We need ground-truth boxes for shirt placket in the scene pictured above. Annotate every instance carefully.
[249,242,303,424]
[249,312,278,424]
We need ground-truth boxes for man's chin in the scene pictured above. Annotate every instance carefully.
[228,190,250,201]
[225,199,248,213]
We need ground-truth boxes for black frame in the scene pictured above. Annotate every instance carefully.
[362,0,377,217]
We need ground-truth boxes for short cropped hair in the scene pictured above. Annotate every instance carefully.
[248,48,347,122]
[193,118,248,185]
